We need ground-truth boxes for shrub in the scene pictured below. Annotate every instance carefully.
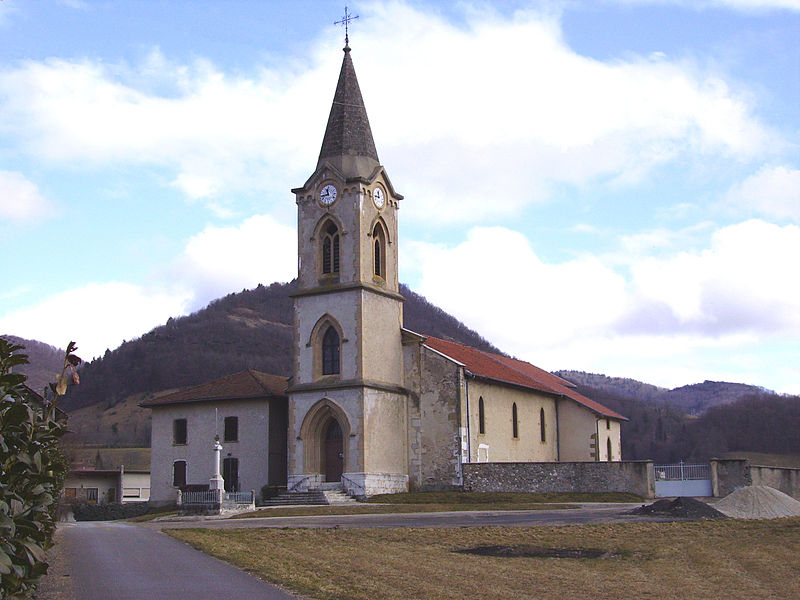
[0,339,79,599]
[71,501,152,521]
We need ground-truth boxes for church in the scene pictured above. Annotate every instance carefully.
[144,42,625,503]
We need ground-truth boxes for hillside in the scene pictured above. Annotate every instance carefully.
[60,280,501,413]
[2,335,65,394]
[556,370,769,415]
[567,379,800,463]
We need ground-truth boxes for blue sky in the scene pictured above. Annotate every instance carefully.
[1,0,798,393]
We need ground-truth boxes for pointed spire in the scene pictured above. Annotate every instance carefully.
[317,47,380,178]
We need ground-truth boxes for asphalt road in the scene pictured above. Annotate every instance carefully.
[35,521,296,600]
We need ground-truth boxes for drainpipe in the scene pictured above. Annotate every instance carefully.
[554,399,560,462]
[464,372,471,464]
[595,417,600,462]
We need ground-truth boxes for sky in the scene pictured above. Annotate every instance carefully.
[1,0,798,394]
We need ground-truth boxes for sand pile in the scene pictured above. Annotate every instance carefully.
[714,486,800,519]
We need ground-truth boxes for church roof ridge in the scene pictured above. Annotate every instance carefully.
[423,335,627,420]
[317,46,380,171]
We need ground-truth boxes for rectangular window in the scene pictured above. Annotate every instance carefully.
[173,460,187,488]
[224,416,239,442]
[64,487,77,499]
[86,488,98,504]
[123,488,141,498]
[173,418,187,445]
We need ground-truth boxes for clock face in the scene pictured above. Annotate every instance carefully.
[372,187,385,209]
[320,184,337,206]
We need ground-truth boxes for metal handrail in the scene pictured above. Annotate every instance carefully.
[288,475,311,492]
[340,473,364,497]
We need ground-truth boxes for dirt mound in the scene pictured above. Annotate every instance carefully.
[714,486,800,519]
[630,497,727,520]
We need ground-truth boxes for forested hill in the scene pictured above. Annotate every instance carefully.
[60,281,501,412]
[556,370,769,415]
[567,380,800,463]
[2,335,64,394]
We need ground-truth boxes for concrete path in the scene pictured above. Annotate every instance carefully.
[35,521,296,600]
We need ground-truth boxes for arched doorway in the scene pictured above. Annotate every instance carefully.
[323,419,344,482]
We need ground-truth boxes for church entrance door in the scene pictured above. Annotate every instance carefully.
[324,420,344,482]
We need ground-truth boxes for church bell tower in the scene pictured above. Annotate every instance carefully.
[286,42,409,496]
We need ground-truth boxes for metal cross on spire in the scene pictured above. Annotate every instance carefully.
[334,6,359,48]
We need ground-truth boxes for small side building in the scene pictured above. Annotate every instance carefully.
[63,467,150,504]
[141,369,288,506]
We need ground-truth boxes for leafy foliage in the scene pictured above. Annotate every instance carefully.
[0,338,79,599]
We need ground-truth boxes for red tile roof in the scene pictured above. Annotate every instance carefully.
[141,369,288,407]
[423,336,627,420]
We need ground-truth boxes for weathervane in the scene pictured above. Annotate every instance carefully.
[334,6,359,48]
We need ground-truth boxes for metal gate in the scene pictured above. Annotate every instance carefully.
[654,462,712,497]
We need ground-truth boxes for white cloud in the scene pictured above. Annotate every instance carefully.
[0,214,296,357]
[723,165,800,221]
[0,282,192,360]
[628,220,800,334]
[407,219,800,389]
[612,0,800,11]
[167,214,297,310]
[0,171,52,222]
[0,4,776,222]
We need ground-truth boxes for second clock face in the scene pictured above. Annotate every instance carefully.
[373,187,385,209]
[320,184,337,206]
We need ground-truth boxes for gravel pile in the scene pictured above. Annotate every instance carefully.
[713,485,800,519]
[630,497,727,520]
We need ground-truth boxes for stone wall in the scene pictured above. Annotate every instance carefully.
[462,461,655,498]
[710,459,800,499]
[710,459,751,498]
[750,465,800,500]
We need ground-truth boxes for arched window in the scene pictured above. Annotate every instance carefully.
[512,403,518,439]
[540,407,546,443]
[322,222,340,275]
[321,326,340,375]
[478,397,485,434]
[607,437,613,462]
[373,224,385,278]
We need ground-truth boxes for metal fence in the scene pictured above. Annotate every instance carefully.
[654,462,711,481]
[181,490,219,504]
[225,491,253,504]
[181,490,253,505]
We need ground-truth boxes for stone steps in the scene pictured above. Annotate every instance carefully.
[260,490,327,506]
[260,485,359,506]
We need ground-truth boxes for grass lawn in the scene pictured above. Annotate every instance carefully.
[167,518,800,600]
[232,491,639,519]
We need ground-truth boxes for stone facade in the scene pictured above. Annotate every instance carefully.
[463,461,655,498]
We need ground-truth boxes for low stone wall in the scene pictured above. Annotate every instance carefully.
[710,459,751,498]
[462,461,655,498]
[749,465,800,500]
[710,459,800,500]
